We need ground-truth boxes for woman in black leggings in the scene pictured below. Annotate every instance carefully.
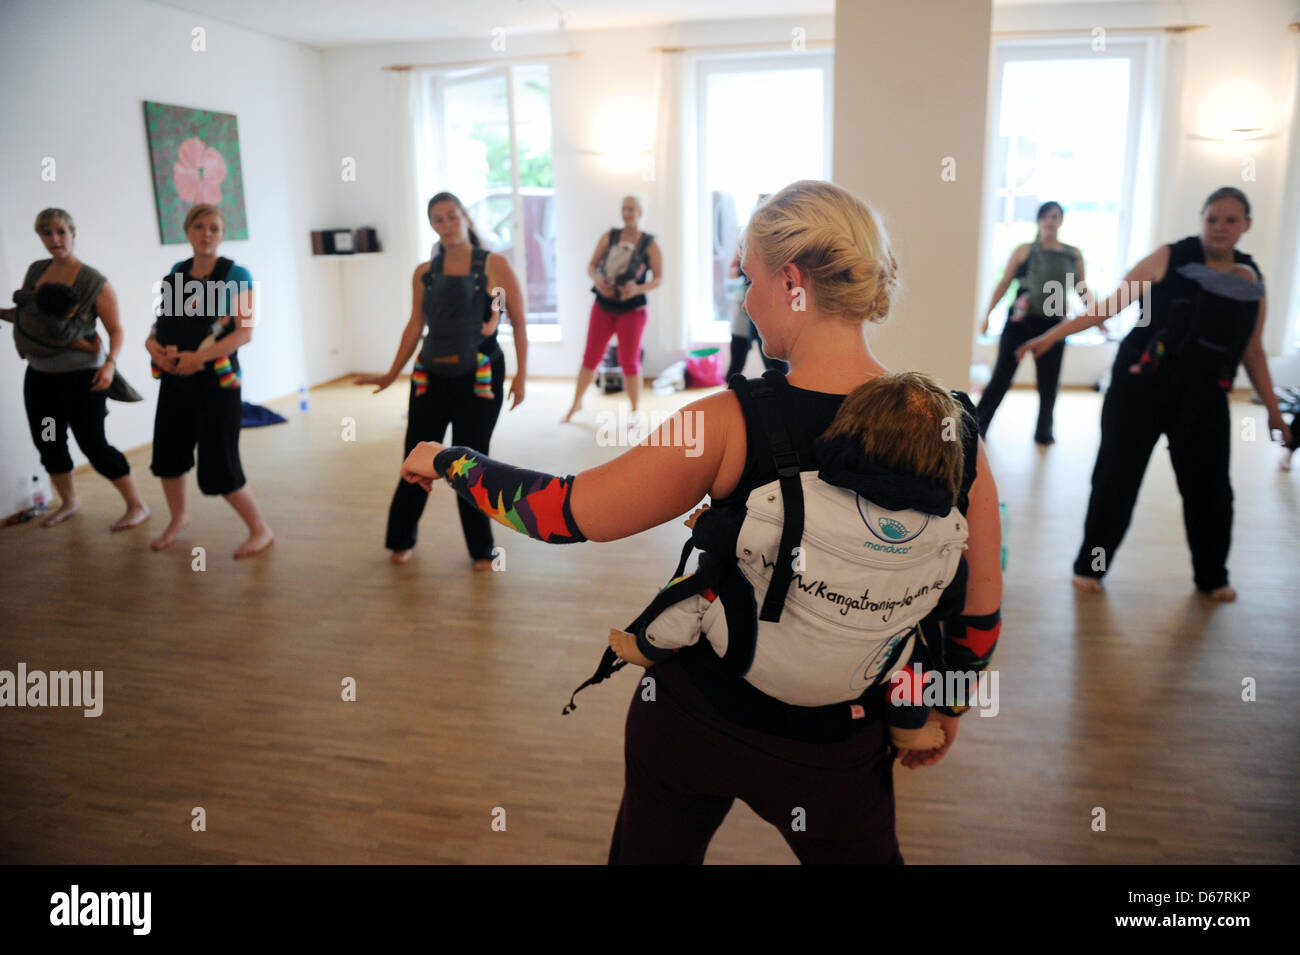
[2,208,149,530]
[1020,187,1290,601]
[356,192,529,566]
[976,201,1086,444]
[400,181,1003,863]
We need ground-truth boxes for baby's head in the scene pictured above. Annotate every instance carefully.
[821,372,966,506]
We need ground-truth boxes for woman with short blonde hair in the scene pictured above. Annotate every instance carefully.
[562,195,663,424]
[145,203,273,558]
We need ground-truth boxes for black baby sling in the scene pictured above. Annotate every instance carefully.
[419,245,493,377]
[562,371,976,716]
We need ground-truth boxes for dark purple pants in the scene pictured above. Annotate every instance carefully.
[608,659,903,865]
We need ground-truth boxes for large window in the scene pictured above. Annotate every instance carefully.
[694,53,833,342]
[980,40,1152,341]
[421,64,556,326]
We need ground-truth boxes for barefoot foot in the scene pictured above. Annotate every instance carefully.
[390,548,414,564]
[40,501,80,527]
[891,723,947,752]
[151,517,190,551]
[561,403,582,423]
[1205,585,1237,603]
[1282,449,1294,472]
[472,558,494,571]
[111,504,151,531]
[1072,574,1104,593]
[234,526,274,559]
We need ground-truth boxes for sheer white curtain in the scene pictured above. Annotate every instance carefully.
[389,68,428,278]
[649,50,699,354]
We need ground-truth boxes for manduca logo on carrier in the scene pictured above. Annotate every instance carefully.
[50,885,150,935]
[857,498,928,552]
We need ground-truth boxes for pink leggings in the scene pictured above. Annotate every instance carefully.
[582,302,648,373]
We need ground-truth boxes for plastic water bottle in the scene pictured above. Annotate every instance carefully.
[32,475,47,514]
[298,385,309,413]
[999,502,1009,570]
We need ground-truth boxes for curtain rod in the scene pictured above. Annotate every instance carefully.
[653,39,832,54]
[992,24,1207,38]
[384,50,581,71]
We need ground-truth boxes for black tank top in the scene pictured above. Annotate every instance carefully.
[1116,236,1262,384]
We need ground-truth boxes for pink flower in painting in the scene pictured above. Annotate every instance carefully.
[172,136,227,204]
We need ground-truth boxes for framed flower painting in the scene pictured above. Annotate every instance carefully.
[143,101,249,244]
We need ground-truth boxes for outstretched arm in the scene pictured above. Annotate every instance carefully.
[400,390,746,543]
[1019,245,1168,359]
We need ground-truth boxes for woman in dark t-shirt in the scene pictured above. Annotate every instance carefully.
[1020,187,1291,600]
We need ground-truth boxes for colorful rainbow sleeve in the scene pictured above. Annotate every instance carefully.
[933,609,1000,717]
[432,446,586,543]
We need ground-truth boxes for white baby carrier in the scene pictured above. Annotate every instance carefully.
[564,371,974,715]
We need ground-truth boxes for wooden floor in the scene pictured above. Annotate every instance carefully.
[1,375,1297,864]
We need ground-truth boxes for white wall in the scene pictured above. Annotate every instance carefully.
[980,0,1300,389]
[832,0,993,390]
[319,15,835,382]
[0,0,344,516]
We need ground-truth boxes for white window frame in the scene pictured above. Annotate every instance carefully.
[693,51,834,343]
[976,36,1155,344]
[421,65,559,342]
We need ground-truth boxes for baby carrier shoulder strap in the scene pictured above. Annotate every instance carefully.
[734,370,805,623]
[470,245,490,295]
[561,538,756,714]
[562,539,705,714]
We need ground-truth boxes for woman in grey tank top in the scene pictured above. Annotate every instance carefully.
[975,201,1087,444]
[1,209,149,529]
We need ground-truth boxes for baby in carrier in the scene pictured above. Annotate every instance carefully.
[607,371,971,753]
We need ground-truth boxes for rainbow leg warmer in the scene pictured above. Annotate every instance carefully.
[473,352,494,399]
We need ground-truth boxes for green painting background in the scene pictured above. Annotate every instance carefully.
[143,101,249,244]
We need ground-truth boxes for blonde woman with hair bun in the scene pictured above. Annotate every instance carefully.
[399,179,1002,863]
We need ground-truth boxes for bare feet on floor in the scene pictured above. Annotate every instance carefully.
[234,526,274,559]
[111,504,151,531]
[561,403,581,423]
[151,517,190,551]
[1205,585,1237,602]
[1072,574,1103,593]
[390,549,414,564]
[40,501,80,527]
[472,558,494,571]
[1282,449,1294,471]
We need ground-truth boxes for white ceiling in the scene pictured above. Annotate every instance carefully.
[144,0,1143,49]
